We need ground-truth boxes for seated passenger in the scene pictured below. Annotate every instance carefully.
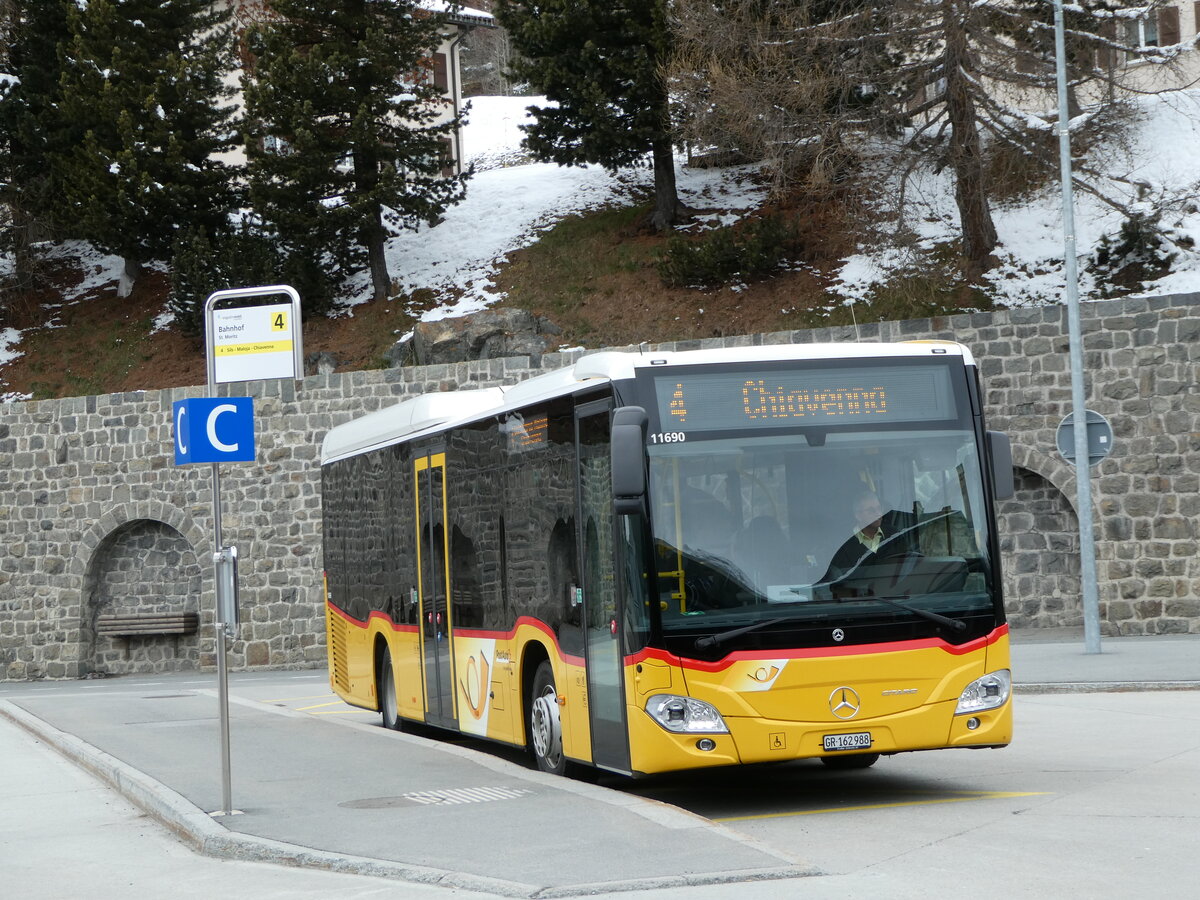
[733,515,793,590]
[659,487,740,611]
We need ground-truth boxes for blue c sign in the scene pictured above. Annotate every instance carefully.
[173,397,256,465]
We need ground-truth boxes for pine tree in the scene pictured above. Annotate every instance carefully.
[169,222,278,339]
[243,0,469,308]
[0,0,75,295]
[494,0,684,231]
[671,1,895,196]
[886,0,1189,280]
[672,0,1190,286]
[55,0,240,296]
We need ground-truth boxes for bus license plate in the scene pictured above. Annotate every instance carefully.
[824,732,872,752]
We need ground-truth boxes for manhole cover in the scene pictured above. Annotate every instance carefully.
[340,786,533,809]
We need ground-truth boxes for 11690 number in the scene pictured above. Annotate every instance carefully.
[650,432,687,444]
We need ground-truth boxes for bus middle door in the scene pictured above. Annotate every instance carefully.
[414,451,456,728]
[576,400,632,774]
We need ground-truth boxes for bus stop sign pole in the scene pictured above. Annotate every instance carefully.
[201,285,303,816]
[172,394,254,816]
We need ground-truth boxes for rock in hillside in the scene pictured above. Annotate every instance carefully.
[393,309,563,366]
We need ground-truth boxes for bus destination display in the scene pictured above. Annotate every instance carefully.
[503,413,548,451]
[656,364,956,431]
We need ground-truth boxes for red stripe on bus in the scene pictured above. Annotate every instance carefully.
[625,624,1009,671]
[330,601,1005,671]
[456,617,586,666]
[327,604,582,664]
[327,602,367,627]
[326,603,419,633]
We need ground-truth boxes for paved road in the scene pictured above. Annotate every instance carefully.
[621,690,1200,897]
[2,633,1197,898]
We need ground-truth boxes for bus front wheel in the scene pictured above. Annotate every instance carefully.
[528,661,565,775]
[379,647,401,731]
[821,752,879,770]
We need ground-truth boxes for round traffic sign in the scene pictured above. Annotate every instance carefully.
[1056,410,1114,467]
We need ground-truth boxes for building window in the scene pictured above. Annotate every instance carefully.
[431,52,449,92]
[263,134,292,156]
[1124,15,1158,48]
[1122,5,1181,59]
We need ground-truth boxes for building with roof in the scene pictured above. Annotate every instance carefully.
[222,1,493,174]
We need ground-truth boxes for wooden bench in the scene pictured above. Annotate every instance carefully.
[96,613,200,637]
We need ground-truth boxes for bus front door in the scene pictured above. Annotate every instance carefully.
[415,452,456,728]
[576,401,632,774]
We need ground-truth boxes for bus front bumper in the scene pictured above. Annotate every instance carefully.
[627,698,1012,775]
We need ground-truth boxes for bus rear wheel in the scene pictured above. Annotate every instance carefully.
[528,661,565,775]
[821,752,879,770]
[379,647,401,731]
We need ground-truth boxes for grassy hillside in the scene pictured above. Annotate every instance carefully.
[0,195,986,402]
[6,87,1199,402]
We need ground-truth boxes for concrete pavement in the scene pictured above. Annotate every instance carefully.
[0,712,486,899]
[1,631,1196,898]
[1,673,811,897]
[1010,628,1200,691]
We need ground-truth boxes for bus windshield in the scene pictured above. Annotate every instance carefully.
[647,427,997,651]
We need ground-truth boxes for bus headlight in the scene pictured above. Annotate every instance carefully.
[955,669,1012,714]
[645,694,730,734]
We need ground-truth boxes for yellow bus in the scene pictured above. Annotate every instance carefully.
[320,342,1015,776]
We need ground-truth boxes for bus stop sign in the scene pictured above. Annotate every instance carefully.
[173,397,256,465]
[1056,410,1114,468]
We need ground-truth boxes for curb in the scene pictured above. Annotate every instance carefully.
[0,699,527,894]
[222,686,812,865]
[0,699,817,897]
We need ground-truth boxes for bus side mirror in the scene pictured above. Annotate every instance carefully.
[987,430,1015,500]
[611,406,648,516]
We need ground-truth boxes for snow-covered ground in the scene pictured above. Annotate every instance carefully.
[361,95,768,320]
[836,90,1200,306]
[4,90,1200,381]
[360,90,1200,319]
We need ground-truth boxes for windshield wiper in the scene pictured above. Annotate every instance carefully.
[832,593,967,632]
[692,594,966,650]
[695,617,791,650]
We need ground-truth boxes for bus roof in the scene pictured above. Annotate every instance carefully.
[320,341,973,464]
[320,387,506,463]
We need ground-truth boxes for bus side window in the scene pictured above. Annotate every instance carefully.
[621,518,652,652]
[548,519,578,624]
[450,526,483,628]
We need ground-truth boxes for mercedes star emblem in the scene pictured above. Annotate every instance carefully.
[829,686,861,719]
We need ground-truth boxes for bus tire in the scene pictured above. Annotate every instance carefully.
[379,646,401,731]
[528,661,566,775]
[820,752,879,770]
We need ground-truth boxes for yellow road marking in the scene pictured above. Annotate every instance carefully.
[310,710,376,716]
[260,695,336,703]
[295,701,347,711]
[714,791,1049,822]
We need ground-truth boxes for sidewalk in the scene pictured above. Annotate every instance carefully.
[0,676,811,897]
[0,712,489,900]
[1,632,1196,898]
[1011,629,1200,691]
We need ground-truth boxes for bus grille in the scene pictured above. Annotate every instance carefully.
[328,612,350,694]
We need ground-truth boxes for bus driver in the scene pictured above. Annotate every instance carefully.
[822,489,915,584]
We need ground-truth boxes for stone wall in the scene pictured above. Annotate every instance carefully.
[1,292,1198,680]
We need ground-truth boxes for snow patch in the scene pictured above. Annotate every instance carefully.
[0,328,23,366]
[833,89,1200,306]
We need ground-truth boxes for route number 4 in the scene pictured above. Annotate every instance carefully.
[271,311,288,331]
